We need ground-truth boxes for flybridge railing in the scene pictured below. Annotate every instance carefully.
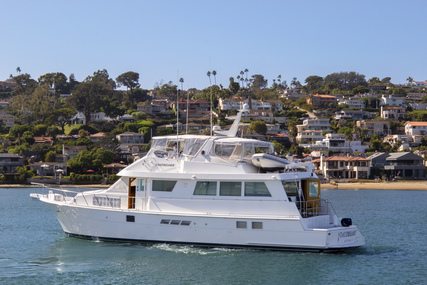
[296,199,337,219]
[31,183,121,209]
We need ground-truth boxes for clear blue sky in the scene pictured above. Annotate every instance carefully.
[2,0,426,90]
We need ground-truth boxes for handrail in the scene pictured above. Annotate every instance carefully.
[296,199,334,218]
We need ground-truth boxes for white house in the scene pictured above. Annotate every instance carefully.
[299,133,368,154]
[296,118,332,133]
[380,106,406,120]
[116,132,145,152]
[338,98,365,109]
[405,121,427,136]
[380,95,406,107]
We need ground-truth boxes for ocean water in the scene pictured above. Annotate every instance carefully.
[0,188,426,285]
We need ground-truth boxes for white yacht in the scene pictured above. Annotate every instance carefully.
[31,108,365,251]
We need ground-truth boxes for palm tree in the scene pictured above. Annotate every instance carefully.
[244,69,249,87]
[240,71,244,88]
[16,67,21,75]
[406,76,413,84]
[212,70,217,85]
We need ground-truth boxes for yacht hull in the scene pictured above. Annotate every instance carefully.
[45,200,365,252]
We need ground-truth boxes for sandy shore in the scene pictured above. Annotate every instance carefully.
[322,181,427,190]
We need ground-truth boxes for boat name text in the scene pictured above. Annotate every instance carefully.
[338,230,357,238]
[155,163,175,167]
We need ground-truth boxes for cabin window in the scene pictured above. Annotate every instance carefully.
[309,181,319,197]
[137,179,145,191]
[152,180,177,192]
[193,181,217,195]
[281,181,299,196]
[219,182,241,196]
[252,222,263,229]
[236,221,247,229]
[244,182,271,197]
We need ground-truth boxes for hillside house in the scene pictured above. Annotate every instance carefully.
[356,120,391,137]
[315,155,370,180]
[307,94,337,108]
[380,106,406,120]
[405,121,427,136]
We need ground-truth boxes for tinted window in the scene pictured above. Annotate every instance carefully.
[193,181,217,195]
[220,182,241,196]
[152,180,177,192]
[244,182,271,197]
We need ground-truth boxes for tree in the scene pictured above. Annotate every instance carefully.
[247,121,267,135]
[212,70,217,85]
[352,85,370,95]
[368,77,381,84]
[324,71,367,90]
[157,83,177,98]
[90,69,116,89]
[45,151,56,162]
[229,77,240,94]
[381,77,391,84]
[251,74,268,91]
[406,76,413,84]
[67,147,114,173]
[46,108,77,134]
[11,73,37,96]
[116,71,140,106]
[290,77,301,88]
[94,135,120,152]
[392,88,407,96]
[29,143,55,161]
[9,124,32,140]
[16,67,21,74]
[0,120,7,134]
[304,75,324,94]
[68,80,112,124]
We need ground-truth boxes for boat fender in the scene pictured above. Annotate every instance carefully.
[341,218,352,227]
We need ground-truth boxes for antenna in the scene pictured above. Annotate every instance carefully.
[176,70,179,139]
[207,70,213,136]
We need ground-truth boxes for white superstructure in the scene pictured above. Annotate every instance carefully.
[31,110,365,251]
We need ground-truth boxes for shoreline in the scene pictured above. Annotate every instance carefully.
[1,181,427,191]
[321,181,427,190]
[0,184,110,188]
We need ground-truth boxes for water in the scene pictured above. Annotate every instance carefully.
[1,188,426,285]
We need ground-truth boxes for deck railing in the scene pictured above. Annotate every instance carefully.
[296,199,336,219]
[31,183,121,209]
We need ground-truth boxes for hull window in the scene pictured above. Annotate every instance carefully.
[252,222,263,229]
[244,182,271,197]
[152,180,177,192]
[193,181,217,195]
[236,221,247,229]
[126,215,135,222]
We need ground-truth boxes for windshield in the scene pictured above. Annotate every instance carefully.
[213,140,273,159]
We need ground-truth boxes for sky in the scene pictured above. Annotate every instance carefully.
[1,0,426,90]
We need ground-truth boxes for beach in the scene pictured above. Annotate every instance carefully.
[322,181,427,190]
